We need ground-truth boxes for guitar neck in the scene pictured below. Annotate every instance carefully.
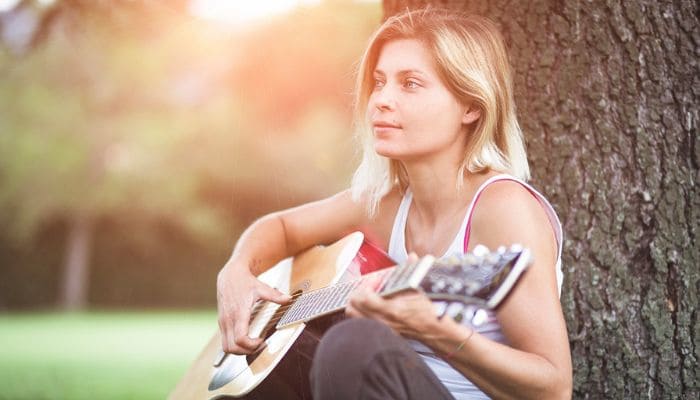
[275,268,391,328]
[276,256,435,329]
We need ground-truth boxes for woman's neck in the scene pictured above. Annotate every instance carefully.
[402,155,488,224]
[401,160,497,256]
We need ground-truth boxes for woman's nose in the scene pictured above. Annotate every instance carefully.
[371,86,395,111]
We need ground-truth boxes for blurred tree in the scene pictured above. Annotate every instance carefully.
[383,1,699,398]
[0,0,382,309]
[0,1,225,309]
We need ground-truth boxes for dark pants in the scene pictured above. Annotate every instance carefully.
[241,317,454,400]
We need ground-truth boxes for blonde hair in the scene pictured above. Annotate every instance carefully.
[351,8,530,216]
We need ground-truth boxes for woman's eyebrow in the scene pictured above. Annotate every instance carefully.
[397,69,427,76]
[373,68,427,77]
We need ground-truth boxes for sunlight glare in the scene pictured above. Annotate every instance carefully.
[189,0,322,25]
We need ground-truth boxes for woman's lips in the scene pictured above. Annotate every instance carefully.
[372,121,402,135]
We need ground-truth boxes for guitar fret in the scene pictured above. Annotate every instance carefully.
[338,282,351,303]
[310,290,325,315]
[305,291,321,316]
[333,282,352,310]
[346,279,361,300]
[285,301,302,322]
[323,284,340,313]
[296,293,314,319]
[317,286,334,313]
[330,283,346,311]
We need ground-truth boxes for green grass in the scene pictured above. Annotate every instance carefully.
[0,310,217,400]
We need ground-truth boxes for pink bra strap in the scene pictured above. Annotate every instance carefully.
[463,178,539,252]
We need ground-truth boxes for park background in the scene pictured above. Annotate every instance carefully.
[1,1,380,398]
[0,0,697,399]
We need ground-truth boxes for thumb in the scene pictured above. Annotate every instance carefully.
[407,252,420,265]
[256,282,292,304]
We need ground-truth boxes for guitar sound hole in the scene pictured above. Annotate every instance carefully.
[245,290,303,364]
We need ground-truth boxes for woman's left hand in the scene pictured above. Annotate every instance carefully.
[346,284,443,341]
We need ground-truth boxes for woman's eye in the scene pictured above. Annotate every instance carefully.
[374,79,385,89]
[404,79,420,89]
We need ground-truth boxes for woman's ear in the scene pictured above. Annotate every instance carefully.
[462,105,481,125]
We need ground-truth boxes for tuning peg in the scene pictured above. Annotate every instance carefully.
[448,280,464,294]
[464,280,481,294]
[508,244,523,253]
[433,301,448,317]
[485,252,501,266]
[445,302,466,320]
[440,254,467,269]
[472,309,489,327]
[431,279,447,293]
[461,252,480,267]
[472,244,490,257]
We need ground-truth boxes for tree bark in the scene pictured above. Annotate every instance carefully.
[61,214,93,310]
[383,1,698,398]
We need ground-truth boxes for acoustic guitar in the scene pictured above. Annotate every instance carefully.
[169,232,530,399]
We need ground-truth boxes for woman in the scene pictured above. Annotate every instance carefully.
[217,8,572,399]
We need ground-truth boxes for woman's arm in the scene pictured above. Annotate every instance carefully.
[347,181,572,399]
[446,180,572,399]
[217,189,372,354]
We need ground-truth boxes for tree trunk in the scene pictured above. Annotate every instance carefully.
[61,214,93,310]
[384,1,698,398]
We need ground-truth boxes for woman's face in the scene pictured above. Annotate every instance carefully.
[367,39,474,163]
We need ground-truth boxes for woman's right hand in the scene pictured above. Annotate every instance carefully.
[216,262,291,354]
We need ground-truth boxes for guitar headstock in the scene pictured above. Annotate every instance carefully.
[378,244,531,326]
[420,244,531,325]
[422,244,530,306]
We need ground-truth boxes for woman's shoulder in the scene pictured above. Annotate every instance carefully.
[475,178,548,222]
[470,177,556,253]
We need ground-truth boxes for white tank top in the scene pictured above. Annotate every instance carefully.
[387,174,563,399]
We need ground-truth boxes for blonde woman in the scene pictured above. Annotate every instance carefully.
[217,8,572,399]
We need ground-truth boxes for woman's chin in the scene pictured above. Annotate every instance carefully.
[373,143,402,159]
[373,141,423,161]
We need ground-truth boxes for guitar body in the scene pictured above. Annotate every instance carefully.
[169,232,386,399]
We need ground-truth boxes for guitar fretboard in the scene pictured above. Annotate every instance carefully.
[275,256,436,329]
[276,268,395,328]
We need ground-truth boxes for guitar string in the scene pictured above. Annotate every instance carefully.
[249,303,340,330]
[247,269,397,323]
[248,281,366,323]
[250,288,353,322]
[248,276,375,321]
[249,290,304,316]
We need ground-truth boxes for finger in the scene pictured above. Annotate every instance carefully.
[233,319,262,349]
[256,282,292,304]
[231,309,263,353]
[345,303,363,318]
[219,317,246,354]
[217,317,229,350]
[350,287,386,315]
[360,287,386,311]
[407,252,419,264]
[222,333,259,355]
